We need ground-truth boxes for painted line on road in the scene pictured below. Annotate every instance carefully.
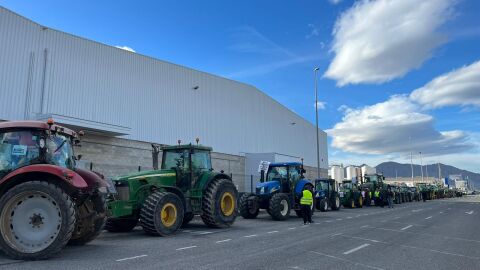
[216,239,232,243]
[346,216,353,219]
[288,227,296,230]
[195,231,214,235]
[361,225,369,228]
[339,234,383,244]
[325,220,332,223]
[439,212,443,214]
[336,218,343,221]
[176,246,197,251]
[400,244,480,260]
[425,216,433,220]
[331,233,343,237]
[243,234,258,238]
[116,255,148,262]
[267,230,279,234]
[343,243,371,255]
[310,251,384,270]
[401,225,413,231]
[466,211,474,215]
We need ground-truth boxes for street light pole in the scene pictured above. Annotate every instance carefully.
[419,151,424,182]
[314,67,320,180]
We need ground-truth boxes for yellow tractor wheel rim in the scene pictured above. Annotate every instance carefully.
[220,192,235,216]
[359,197,363,206]
[160,203,177,227]
[351,199,355,208]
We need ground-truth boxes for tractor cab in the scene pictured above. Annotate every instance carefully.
[161,144,213,192]
[0,121,79,178]
[256,162,305,197]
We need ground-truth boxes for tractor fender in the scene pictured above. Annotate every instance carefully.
[294,179,313,195]
[75,168,109,189]
[201,172,233,192]
[0,164,88,195]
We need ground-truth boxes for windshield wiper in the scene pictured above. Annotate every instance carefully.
[54,140,67,153]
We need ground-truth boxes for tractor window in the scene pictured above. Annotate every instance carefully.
[45,134,75,170]
[266,166,287,182]
[191,150,212,171]
[343,182,352,189]
[289,166,301,182]
[316,181,329,191]
[0,131,41,177]
[163,149,190,171]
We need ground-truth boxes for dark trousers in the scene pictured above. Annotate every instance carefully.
[301,205,312,223]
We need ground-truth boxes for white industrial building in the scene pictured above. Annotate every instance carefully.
[0,7,328,190]
[329,165,344,183]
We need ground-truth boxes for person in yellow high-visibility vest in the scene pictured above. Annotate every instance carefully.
[374,189,380,206]
[300,186,313,225]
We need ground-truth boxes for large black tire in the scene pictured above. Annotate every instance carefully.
[239,193,259,219]
[68,193,107,245]
[268,193,291,220]
[140,191,184,236]
[201,178,238,228]
[331,195,340,211]
[181,212,194,227]
[318,198,328,212]
[0,181,76,260]
[105,218,138,232]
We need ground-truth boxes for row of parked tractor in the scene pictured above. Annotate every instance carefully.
[0,120,461,261]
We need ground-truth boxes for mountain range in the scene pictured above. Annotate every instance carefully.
[375,162,479,187]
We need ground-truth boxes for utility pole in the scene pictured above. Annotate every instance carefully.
[419,151,424,182]
[438,162,441,181]
[426,162,429,181]
[314,67,320,180]
[409,136,414,181]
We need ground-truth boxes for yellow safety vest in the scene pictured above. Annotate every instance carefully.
[374,191,380,198]
[300,190,313,205]
[369,191,372,198]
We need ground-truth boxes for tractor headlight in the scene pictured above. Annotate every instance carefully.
[270,187,278,193]
[260,187,265,194]
[315,193,320,198]
[98,186,108,194]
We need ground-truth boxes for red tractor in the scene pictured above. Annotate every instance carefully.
[0,120,108,260]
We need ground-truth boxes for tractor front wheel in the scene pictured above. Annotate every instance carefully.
[239,193,259,219]
[268,193,290,220]
[0,181,75,260]
[105,218,138,232]
[140,191,184,236]
[357,196,363,208]
[201,178,238,227]
[68,193,107,245]
[318,198,328,212]
[182,212,194,227]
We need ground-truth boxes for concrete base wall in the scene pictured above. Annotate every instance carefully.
[75,134,327,192]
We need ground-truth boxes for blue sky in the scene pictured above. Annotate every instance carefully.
[2,0,479,172]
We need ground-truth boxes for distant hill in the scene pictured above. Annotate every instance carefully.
[375,161,480,186]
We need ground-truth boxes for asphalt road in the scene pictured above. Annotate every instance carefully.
[1,195,479,270]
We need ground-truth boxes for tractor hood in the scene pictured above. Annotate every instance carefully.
[256,181,281,195]
[113,169,176,181]
[315,189,326,199]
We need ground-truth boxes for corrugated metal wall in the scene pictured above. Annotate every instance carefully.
[0,7,328,168]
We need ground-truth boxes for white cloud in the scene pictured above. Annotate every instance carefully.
[410,60,480,108]
[328,0,343,4]
[306,24,320,39]
[327,95,473,156]
[115,46,136,53]
[314,101,327,110]
[324,0,455,86]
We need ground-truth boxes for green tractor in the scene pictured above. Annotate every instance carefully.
[106,144,238,236]
[360,174,387,206]
[339,180,363,208]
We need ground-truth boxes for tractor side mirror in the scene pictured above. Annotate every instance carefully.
[76,154,82,161]
[301,169,306,174]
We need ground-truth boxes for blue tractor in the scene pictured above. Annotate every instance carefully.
[314,178,341,212]
[239,162,314,220]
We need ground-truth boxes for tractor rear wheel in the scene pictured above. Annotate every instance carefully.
[318,198,328,212]
[349,198,355,208]
[239,193,259,219]
[201,178,238,228]
[0,181,75,260]
[182,212,194,227]
[268,193,290,220]
[105,218,138,232]
[68,193,107,245]
[331,195,340,211]
[140,191,184,236]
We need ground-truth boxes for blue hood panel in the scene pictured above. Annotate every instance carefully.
[256,181,280,190]
[295,179,313,195]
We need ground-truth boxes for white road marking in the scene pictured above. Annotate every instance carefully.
[425,216,433,220]
[267,230,279,234]
[466,211,474,215]
[288,227,296,230]
[356,215,361,217]
[439,212,443,214]
[176,246,197,251]
[400,244,480,260]
[196,231,213,235]
[412,209,422,212]
[310,251,384,270]
[401,225,413,231]
[244,234,258,238]
[116,255,148,262]
[216,239,231,243]
[336,218,343,221]
[331,233,343,237]
[347,216,353,219]
[325,220,332,223]
[339,235,383,243]
[361,225,369,228]
[343,243,371,255]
